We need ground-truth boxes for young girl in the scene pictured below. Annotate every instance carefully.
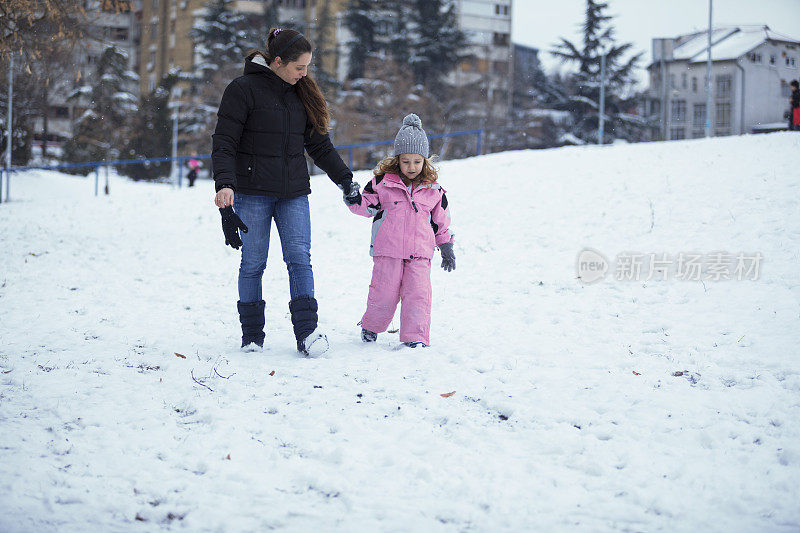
[346,114,456,348]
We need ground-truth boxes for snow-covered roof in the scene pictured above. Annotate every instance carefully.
[669,26,800,64]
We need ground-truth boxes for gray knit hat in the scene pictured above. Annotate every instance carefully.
[393,113,429,157]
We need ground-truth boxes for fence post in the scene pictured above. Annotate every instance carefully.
[94,166,99,196]
[4,168,8,201]
[477,130,483,156]
[178,157,183,188]
[0,169,4,203]
[348,148,353,169]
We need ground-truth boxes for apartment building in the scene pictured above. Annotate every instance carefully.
[139,0,205,95]
[451,0,514,117]
[646,25,800,140]
[138,0,328,96]
[32,0,141,148]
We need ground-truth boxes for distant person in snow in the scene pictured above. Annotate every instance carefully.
[186,158,200,187]
[345,114,455,349]
[211,27,360,355]
[789,80,800,131]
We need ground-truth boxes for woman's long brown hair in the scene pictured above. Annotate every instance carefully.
[374,155,439,185]
[247,28,330,135]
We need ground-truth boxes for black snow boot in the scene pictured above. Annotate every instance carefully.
[289,296,328,356]
[237,300,265,349]
[361,328,377,342]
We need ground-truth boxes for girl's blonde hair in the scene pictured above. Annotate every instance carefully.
[373,154,438,185]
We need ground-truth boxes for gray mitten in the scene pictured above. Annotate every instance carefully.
[439,242,456,272]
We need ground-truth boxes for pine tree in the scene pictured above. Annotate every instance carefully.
[119,71,179,180]
[382,2,410,66]
[190,0,264,81]
[343,0,379,80]
[61,46,138,173]
[406,0,466,91]
[181,0,271,156]
[550,0,642,143]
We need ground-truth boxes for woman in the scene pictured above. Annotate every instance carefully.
[212,28,361,355]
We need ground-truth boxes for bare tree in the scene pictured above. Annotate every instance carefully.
[0,0,129,61]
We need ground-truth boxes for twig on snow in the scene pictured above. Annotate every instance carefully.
[191,369,214,392]
[214,367,235,379]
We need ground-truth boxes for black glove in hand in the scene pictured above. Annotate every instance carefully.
[439,242,456,272]
[219,206,248,250]
[339,179,362,206]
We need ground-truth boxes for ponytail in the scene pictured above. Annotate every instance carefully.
[247,28,331,135]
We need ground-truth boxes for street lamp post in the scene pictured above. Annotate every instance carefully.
[705,0,713,138]
[3,53,13,203]
[599,48,607,145]
[170,87,182,187]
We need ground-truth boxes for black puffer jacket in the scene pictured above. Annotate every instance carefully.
[211,58,351,197]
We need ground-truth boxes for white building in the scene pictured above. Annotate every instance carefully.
[646,25,800,140]
[33,0,140,157]
[451,0,513,117]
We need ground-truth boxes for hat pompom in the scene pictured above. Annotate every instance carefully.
[402,113,422,129]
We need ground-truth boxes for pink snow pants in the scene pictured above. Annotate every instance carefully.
[361,256,432,345]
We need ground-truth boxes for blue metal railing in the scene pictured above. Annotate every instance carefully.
[0,129,482,202]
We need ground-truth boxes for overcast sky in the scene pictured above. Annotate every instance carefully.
[511,0,800,88]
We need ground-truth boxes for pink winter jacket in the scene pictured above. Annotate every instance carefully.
[349,172,454,260]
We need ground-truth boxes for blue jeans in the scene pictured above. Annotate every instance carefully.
[233,193,314,303]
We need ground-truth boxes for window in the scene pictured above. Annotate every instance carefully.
[492,61,508,75]
[670,127,686,140]
[692,129,705,138]
[785,56,796,67]
[716,74,732,99]
[495,4,509,15]
[693,104,706,127]
[49,106,69,119]
[770,55,776,65]
[113,26,129,41]
[749,52,762,63]
[651,71,661,87]
[681,72,687,89]
[669,73,676,89]
[650,100,661,116]
[715,102,731,128]
[692,76,697,93]
[151,22,158,39]
[671,100,686,123]
[493,32,509,46]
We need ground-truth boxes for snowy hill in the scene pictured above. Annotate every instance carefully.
[1,133,799,531]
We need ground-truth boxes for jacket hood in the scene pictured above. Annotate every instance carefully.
[243,56,293,91]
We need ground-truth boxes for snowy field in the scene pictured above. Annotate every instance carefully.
[1,133,799,532]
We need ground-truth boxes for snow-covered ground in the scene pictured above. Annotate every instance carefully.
[1,133,799,532]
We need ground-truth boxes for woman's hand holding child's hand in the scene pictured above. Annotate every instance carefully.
[339,179,362,206]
